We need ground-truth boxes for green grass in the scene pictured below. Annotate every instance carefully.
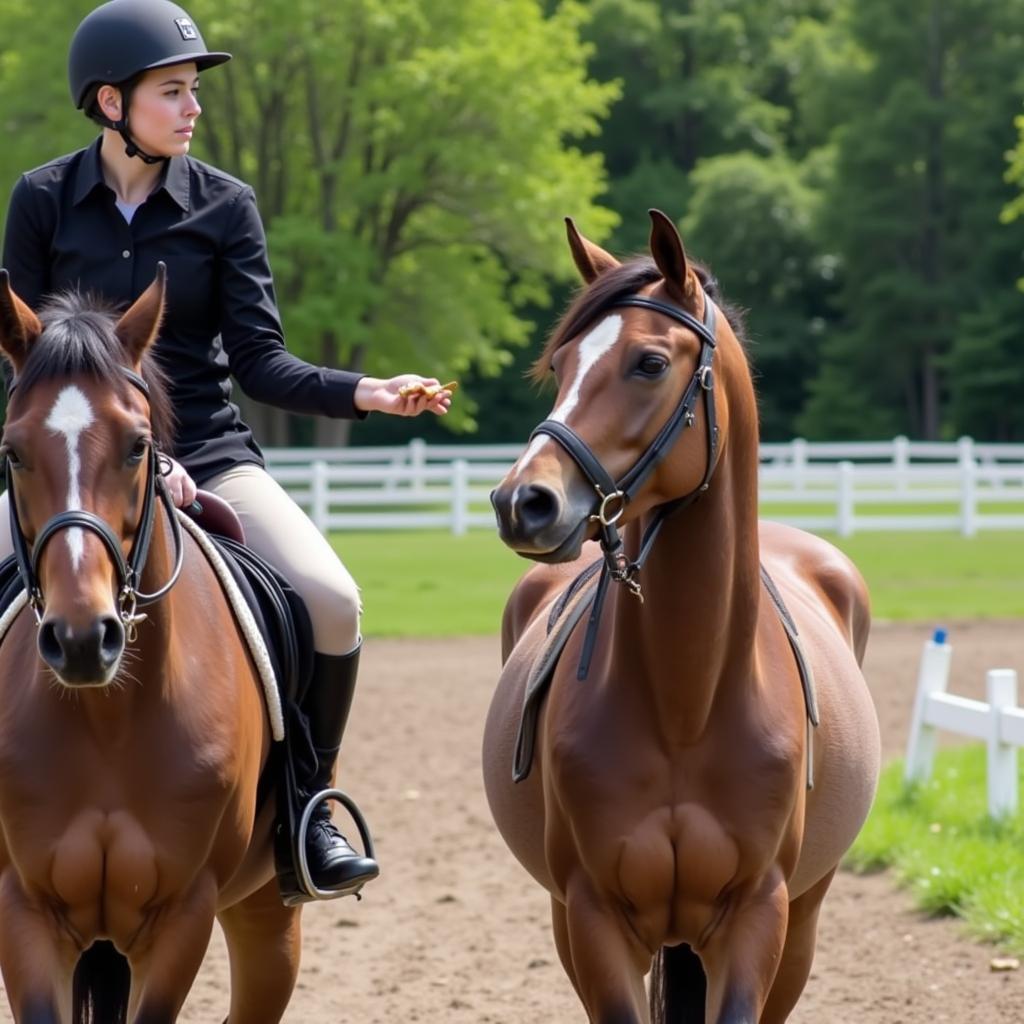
[332,530,526,637]
[848,748,1024,952]
[825,531,1024,621]
[331,528,1024,637]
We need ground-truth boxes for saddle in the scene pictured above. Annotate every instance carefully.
[513,559,820,788]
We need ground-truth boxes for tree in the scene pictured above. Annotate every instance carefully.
[681,151,834,439]
[801,0,1024,440]
[188,0,618,444]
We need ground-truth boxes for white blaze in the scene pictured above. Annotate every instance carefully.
[518,314,623,473]
[45,386,95,569]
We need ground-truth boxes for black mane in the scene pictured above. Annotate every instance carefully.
[12,291,173,446]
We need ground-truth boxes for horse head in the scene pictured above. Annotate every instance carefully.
[0,266,172,686]
[492,210,748,564]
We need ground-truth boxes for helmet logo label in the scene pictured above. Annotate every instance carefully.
[175,18,198,41]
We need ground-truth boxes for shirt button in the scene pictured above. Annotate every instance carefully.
[122,249,131,259]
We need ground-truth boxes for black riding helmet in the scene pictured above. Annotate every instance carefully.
[68,0,231,163]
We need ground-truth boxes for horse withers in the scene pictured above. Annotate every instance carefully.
[484,211,880,1023]
[0,268,301,1023]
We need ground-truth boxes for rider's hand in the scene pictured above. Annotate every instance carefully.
[161,456,198,508]
[354,375,453,417]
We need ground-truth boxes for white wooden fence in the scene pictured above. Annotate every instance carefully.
[262,436,1024,535]
[905,630,1023,818]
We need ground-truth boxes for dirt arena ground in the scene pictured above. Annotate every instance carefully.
[4,621,1023,1021]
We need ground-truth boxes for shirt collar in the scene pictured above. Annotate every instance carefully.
[72,136,190,212]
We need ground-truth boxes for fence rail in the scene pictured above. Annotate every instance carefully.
[905,631,1023,818]
[262,436,1024,534]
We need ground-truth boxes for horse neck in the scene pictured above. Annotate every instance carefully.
[607,380,761,740]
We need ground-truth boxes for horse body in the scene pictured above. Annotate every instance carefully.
[0,272,298,1022]
[484,213,879,1022]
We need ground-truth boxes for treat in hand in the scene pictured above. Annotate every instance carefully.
[398,380,459,399]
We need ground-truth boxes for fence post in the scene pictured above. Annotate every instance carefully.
[409,437,427,496]
[904,628,953,785]
[893,435,909,497]
[836,461,855,537]
[451,459,469,536]
[960,457,977,538]
[791,437,807,497]
[987,668,1019,818]
[311,459,329,534]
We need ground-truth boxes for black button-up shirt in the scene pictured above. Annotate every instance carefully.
[2,138,364,484]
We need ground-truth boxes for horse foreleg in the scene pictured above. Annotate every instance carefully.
[128,874,218,1023]
[550,897,583,1002]
[702,871,789,1024]
[0,873,72,1023]
[563,877,651,1023]
[218,877,302,1024]
[758,869,835,1024]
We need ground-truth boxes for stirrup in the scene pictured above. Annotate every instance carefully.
[290,787,376,905]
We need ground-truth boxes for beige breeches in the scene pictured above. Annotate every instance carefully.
[0,463,361,655]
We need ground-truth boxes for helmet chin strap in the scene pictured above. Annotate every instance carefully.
[115,122,166,165]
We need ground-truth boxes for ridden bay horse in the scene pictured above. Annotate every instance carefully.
[485,211,880,1023]
[0,268,301,1023]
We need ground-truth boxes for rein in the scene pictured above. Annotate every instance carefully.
[529,291,720,679]
[5,367,185,641]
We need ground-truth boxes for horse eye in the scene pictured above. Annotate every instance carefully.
[126,438,149,465]
[1,445,23,469]
[636,354,669,377]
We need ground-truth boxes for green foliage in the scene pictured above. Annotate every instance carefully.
[802,0,1024,440]
[187,0,619,433]
[849,749,1024,952]
[681,152,833,438]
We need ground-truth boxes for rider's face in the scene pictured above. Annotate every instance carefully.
[110,62,202,157]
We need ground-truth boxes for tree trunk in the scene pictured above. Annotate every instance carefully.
[235,394,291,447]
[314,417,354,447]
[920,1,945,440]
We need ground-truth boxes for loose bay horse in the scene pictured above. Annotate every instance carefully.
[0,268,300,1023]
[484,211,880,1023]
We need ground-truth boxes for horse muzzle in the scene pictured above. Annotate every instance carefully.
[38,613,125,687]
[490,481,589,562]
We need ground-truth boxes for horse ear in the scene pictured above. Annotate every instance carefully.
[115,262,166,363]
[648,209,692,303]
[565,217,620,283]
[0,269,42,371]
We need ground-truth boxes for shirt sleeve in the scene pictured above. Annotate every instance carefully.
[217,185,367,420]
[2,174,52,312]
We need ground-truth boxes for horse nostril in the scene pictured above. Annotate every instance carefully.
[98,615,125,667]
[38,619,66,671]
[518,484,559,531]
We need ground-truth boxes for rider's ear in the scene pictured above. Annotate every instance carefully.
[0,269,42,372]
[565,217,620,283]
[648,209,693,305]
[115,262,166,364]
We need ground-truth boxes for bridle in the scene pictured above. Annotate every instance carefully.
[4,367,184,642]
[529,289,720,678]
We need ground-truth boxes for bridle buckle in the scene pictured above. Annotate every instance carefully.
[590,488,627,528]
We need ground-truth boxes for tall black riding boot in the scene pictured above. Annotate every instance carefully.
[301,644,379,893]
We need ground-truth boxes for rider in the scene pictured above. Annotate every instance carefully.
[0,0,452,898]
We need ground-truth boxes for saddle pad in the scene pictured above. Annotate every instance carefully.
[512,560,820,787]
[177,512,314,741]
